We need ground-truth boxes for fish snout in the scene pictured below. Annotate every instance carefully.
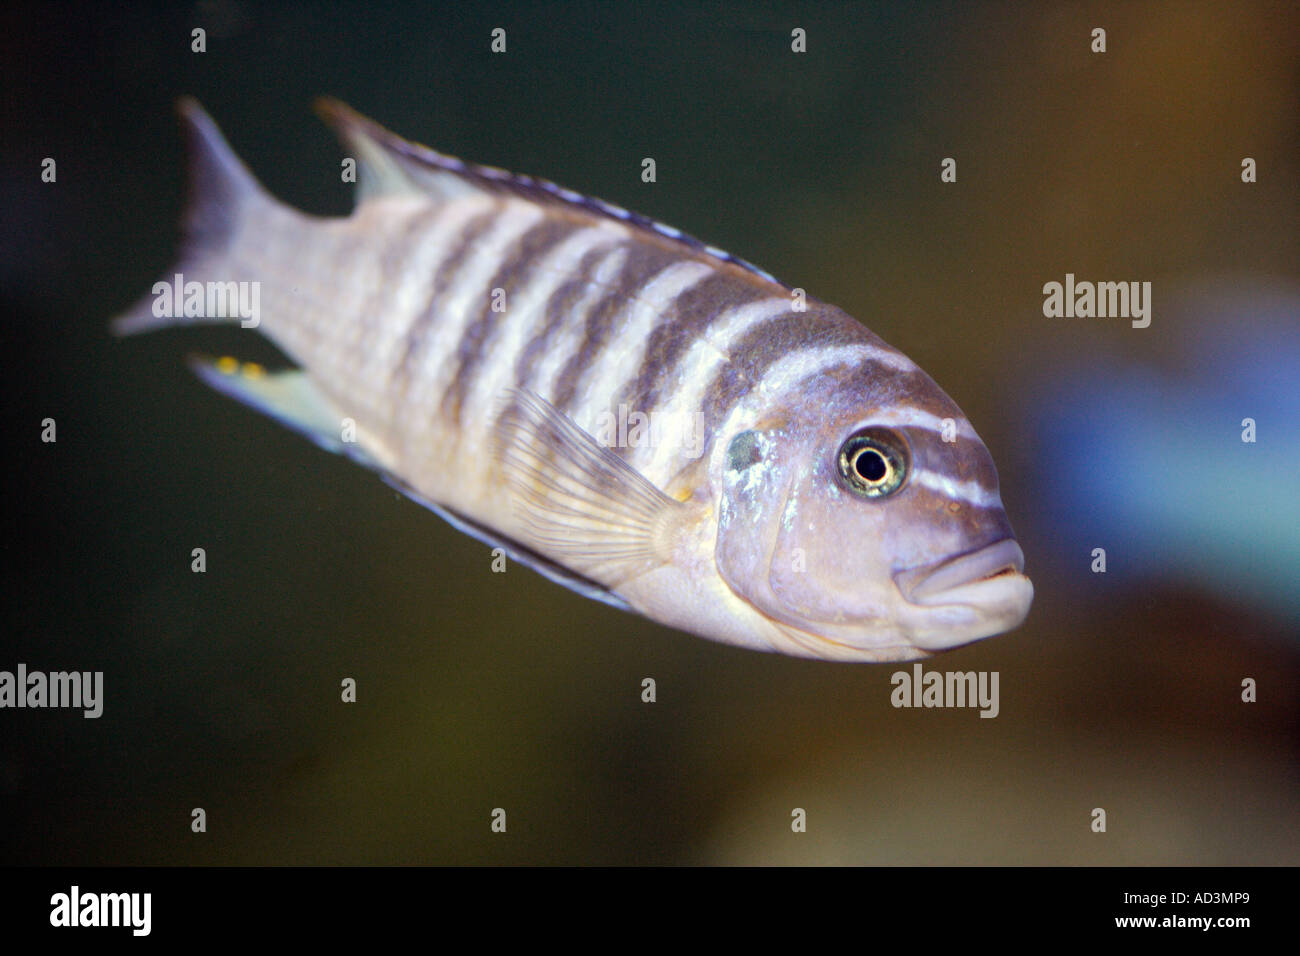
[894,538,1026,606]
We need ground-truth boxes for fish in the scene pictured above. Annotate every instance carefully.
[113,98,1033,662]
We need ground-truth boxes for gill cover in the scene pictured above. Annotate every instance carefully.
[715,424,881,629]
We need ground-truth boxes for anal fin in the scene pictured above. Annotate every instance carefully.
[189,355,376,467]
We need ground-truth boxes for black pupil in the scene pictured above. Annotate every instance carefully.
[854,447,888,482]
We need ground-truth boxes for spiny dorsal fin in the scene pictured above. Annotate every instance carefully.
[312,97,788,288]
[314,97,483,204]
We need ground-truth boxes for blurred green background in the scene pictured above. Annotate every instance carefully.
[2,0,1296,864]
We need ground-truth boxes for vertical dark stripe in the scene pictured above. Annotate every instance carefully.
[438,217,583,424]
[389,204,502,396]
[509,242,625,394]
[288,205,436,358]
[625,272,775,416]
[363,205,443,334]
[698,358,867,465]
[549,241,684,414]
[699,305,879,435]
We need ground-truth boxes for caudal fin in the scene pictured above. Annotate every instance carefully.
[112,98,274,335]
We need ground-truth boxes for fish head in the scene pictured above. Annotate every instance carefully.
[714,366,1032,661]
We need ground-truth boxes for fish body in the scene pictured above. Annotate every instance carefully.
[116,99,1032,661]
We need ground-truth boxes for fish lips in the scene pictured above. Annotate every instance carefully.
[894,538,1027,607]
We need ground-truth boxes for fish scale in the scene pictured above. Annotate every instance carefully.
[461,223,629,441]
[113,98,1032,662]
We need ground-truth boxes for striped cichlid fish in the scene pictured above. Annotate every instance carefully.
[115,99,1032,662]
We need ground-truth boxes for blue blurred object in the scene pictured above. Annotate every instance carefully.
[1030,284,1299,628]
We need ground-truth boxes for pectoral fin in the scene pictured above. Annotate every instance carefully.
[492,390,688,585]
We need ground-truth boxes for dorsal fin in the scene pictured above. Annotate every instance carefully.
[312,97,788,288]
[314,97,483,204]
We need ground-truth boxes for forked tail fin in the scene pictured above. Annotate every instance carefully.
[112,98,276,335]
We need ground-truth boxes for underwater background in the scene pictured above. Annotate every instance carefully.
[2,0,1296,864]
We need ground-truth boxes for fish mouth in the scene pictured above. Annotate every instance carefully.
[894,539,1026,606]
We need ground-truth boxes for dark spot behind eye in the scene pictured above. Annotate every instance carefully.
[726,430,763,472]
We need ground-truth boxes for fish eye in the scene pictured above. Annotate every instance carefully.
[837,428,908,498]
